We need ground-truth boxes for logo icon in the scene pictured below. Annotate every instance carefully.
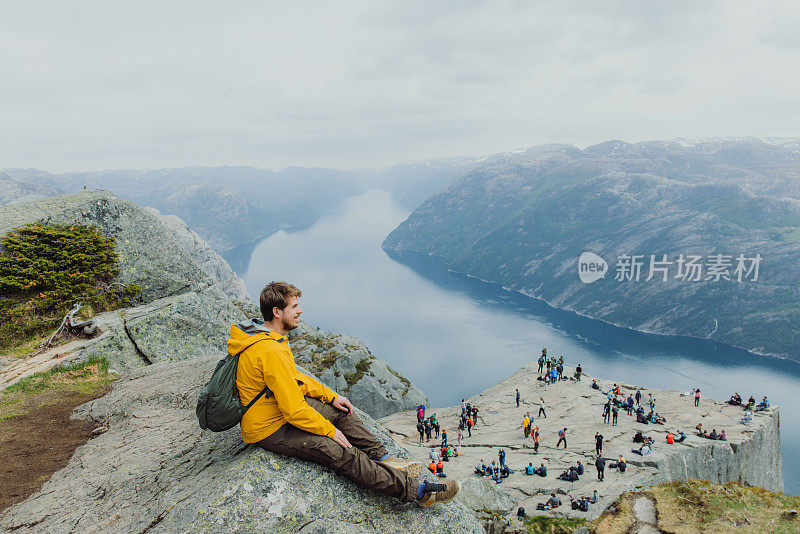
[578,252,607,284]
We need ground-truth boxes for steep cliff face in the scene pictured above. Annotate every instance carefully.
[652,407,782,491]
[146,208,256,315]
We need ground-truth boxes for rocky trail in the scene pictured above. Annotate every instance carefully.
[631,494,660,533]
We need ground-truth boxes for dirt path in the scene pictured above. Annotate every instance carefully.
[0,388,109,512]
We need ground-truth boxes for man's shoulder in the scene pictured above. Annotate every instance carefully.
[240,335,292,360]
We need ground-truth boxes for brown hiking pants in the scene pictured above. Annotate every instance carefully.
[255,397,417,502]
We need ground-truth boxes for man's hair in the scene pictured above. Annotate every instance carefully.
[260,281,302,321]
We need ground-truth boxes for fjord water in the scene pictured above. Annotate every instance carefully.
[227,190,800,494]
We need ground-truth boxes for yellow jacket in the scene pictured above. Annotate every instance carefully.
[230,321,338,443]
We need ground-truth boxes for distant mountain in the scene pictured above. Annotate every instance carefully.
[383,138,800,361]
[1,161,477,252]
[0,170,62,205]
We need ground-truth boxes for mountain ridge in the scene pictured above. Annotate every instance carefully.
[383,138,800,361]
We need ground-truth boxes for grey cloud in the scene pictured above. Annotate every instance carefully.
[0,0,798,172]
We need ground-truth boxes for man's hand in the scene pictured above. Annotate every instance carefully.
[332,428,352,448]
[332,395,354,414]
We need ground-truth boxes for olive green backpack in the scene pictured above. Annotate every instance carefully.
[196,334,286,432]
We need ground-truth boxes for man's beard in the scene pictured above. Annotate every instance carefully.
[282,316,299,331]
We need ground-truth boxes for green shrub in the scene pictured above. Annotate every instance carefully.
[0,223,141,351]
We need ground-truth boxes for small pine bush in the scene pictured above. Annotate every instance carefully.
[0,223,140,350]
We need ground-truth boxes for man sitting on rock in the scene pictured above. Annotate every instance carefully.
[533,463,547,477]
[728,393,742,406]
[233,281,460,506]
[546,493,562,509]
[475,459,488,476]
[609,455,626,473]
[525,462,535,475]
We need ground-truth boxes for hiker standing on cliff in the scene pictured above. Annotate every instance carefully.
[635,389,642,406]
[595,456,605,481]
[612,404,619,426]
[694,389,701,407]
[233,281,459,505]
[516,388,521,407]
[556,428,567,448]
[538,397,547,418]
[472,406,479,427]
[538,354,545,373]
[595,432,603,456]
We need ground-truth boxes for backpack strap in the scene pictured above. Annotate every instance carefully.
[235,333,288,414]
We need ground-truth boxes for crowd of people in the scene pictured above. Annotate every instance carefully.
[410,346,775,516]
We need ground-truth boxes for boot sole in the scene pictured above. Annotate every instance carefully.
[423,480,462,505]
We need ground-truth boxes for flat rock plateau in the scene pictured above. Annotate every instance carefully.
[381,362,782,521]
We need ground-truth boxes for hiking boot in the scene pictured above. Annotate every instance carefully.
[380,456,425,478]
[419,479,461,505]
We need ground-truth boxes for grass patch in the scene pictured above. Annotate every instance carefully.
[0,334,49,359]
[344,358,372,387]
[524,515,585,534]
[317,350,340,370]
[649,479,800,534]
[0,356,115,421]
[388,365,412,395]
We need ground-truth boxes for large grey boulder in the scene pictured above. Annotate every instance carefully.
[291,323,428,419]
[0,357,483,534]
[82,286,246,373]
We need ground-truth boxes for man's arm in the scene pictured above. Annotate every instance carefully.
[296,371,338,403]
[261,353,337,438]
[297,370,355,413]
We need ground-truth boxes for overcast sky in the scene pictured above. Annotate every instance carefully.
[1,1,799,172]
